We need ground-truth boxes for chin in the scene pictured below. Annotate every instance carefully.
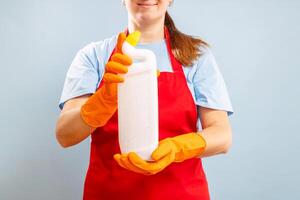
[135,12,161,24]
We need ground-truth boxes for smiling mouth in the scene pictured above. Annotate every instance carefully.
[137,3,158,7]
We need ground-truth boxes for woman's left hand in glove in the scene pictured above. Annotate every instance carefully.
[113,132,207,175]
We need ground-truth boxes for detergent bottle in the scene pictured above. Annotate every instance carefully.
[118,31,159,161]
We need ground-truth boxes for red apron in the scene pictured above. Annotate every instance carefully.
[83,27,210,200]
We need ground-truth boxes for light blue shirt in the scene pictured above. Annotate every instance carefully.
[59,34,234,127]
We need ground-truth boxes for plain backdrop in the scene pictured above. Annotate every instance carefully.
[1,0,299,199]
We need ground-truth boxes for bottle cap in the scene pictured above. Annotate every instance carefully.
[125,31,141,47]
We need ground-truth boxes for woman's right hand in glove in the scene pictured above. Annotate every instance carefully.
[80,32,133,128]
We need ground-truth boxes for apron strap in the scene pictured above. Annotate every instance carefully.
[163,26,183,72]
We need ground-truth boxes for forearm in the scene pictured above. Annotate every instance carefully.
[197,125,232,158]
[56,107,96,148]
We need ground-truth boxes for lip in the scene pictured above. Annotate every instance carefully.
[137,2,158,7]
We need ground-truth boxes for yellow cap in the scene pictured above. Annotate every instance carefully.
[125,31,141,47]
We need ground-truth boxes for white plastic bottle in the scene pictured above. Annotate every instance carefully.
[117,31,159,161]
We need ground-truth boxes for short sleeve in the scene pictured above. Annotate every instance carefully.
[193,47,234,116]
[58,43,101,110]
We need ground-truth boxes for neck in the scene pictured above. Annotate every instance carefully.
[128,18,165,44]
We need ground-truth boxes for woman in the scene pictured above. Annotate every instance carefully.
[56,0,234,199]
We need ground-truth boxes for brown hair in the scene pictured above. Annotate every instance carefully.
[164,12,209,66]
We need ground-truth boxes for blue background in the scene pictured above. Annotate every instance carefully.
[0,0,299,199]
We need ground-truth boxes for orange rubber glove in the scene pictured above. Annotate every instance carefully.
[80,32,132,128]
[113,132,207,175]
[80,32,160,128]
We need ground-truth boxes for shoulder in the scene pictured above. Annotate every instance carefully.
[182,45,219,82]
[194,45,217,69]
[77,34,118,64]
